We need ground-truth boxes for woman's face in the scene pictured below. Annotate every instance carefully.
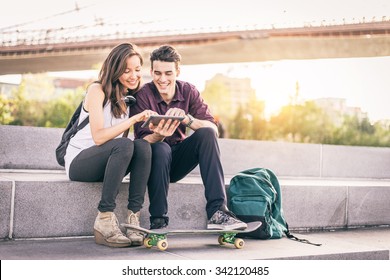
[118,55,142,90]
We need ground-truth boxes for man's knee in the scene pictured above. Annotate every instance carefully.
[192,127,218,146]
[194,127,217,138]
[151,142,171,164]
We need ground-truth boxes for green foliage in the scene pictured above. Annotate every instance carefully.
[0,94,14,124]
[229,99,267,140]
[1,73,389,147]
[201,80,232,124]
[268,101,334,143]
[203,80,390,147]
[331,116,390,147]
[0,75,85,128]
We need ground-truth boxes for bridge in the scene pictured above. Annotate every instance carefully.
[1,20,390,75]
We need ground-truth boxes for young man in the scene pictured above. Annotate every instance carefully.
[131,45,247,231]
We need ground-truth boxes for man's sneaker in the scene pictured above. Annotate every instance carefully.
[150,217,168,230]
[207,210,247,230]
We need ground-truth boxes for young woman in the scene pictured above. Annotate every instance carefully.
[64,43,155,247]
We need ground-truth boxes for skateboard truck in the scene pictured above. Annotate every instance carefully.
[122,221,261,251]
[143,233,169,251]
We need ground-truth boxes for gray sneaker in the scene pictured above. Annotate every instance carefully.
[207,210,247,230]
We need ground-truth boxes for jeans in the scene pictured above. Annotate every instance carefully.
[148,127,226,222]
[69,138,151,213]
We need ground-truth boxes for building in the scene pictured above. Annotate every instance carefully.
[204,73,256,116]
[312,97,368,125]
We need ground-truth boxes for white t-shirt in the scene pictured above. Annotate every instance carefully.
[64,101,129,178]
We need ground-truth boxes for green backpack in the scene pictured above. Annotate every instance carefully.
[228,167,321,245]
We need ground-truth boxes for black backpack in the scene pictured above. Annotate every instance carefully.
[228,167,321,246]
[55,102,89,167]
[55,95,135,167]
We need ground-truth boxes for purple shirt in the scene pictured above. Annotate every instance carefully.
[131,80,216,146]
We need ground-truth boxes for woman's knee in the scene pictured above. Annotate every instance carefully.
[134,139,152,159]
[113,137,134,156]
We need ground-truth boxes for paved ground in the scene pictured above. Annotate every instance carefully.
[1,227,389,260]
[2,227,389,280]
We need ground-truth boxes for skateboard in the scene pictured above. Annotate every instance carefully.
[121,221,262,251]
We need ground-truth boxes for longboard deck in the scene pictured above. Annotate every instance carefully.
[121,221,262,250]
[122,221,261,235]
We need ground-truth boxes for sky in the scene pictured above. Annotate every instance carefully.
[1,0,390,121]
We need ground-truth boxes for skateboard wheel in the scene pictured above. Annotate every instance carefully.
[144,237,153,248]
[218,236,226,245]
[157,240,168,251]
[234,238,245,249]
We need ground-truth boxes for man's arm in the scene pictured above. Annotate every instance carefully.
[183,114,218,135]
[184,85,219,135]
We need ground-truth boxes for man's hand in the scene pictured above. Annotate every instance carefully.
[148,108,185,137]
[149,118,180,137]
[166,107,186,118]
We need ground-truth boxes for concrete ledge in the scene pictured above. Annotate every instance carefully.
[2,125,390,178]
[0,125,63,170]
[322,144,390,178]
[0,181,12,239]
[218,139,321,177]
[1,170,390,239]
[282,180,390,229]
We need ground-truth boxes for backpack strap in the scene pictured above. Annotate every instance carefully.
[284,229,322,246]
[76,116,89,132]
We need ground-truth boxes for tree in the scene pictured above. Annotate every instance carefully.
[41,89,84,127]
[0,94,14,124]
[201,80,232,125]
[332,115,381,147]
[228,98,267,140]
[268,101,335,143]
[4,77,85,128]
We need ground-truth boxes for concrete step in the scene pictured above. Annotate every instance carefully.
[1,169,390,240]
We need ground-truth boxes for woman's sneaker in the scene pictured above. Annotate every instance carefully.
[126,210,144,246]
[93,211,132,247]
[207,210,247,230]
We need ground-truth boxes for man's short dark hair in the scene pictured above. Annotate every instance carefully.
[150,45,181,70]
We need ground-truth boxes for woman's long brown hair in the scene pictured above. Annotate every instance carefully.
[98,43,143,118]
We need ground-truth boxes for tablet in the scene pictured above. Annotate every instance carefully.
[141,115,185,128]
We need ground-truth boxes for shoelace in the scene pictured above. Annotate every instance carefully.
[219,211,236,222]
[129,214,139,226]
[110,216,124,236]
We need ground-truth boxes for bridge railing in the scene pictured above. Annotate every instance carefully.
[2,17,389,48]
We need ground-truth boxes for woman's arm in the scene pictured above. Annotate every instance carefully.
[85,83,154,145]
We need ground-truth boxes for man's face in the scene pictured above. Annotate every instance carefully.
[150,60,180,101]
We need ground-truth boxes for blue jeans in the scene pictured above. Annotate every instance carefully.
[148,127,226,223]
